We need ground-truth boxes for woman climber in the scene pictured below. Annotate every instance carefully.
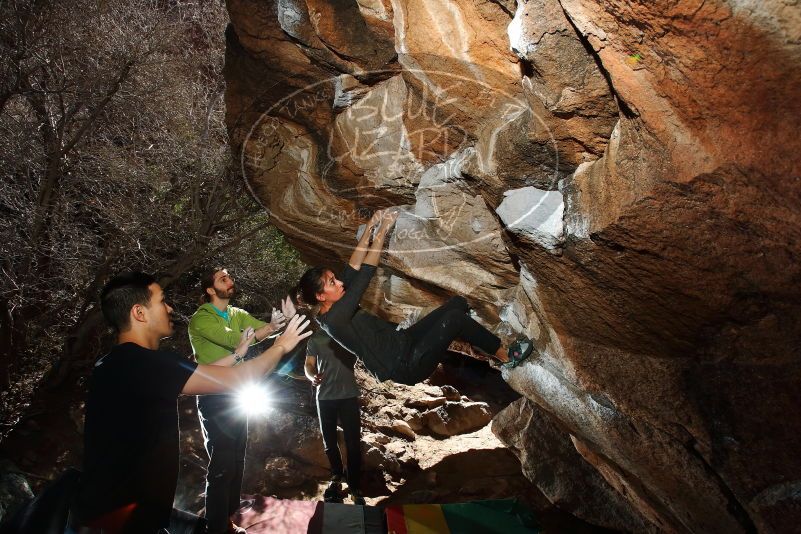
[294,209,533,385]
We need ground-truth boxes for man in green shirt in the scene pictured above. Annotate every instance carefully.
[188,267,287,534]
[189,269,285,364]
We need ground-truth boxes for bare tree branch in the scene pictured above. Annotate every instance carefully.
[59,60,134,158]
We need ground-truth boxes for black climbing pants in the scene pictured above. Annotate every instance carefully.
[197,395,247,534]
[317,396,362,491]
[393,296,502,385]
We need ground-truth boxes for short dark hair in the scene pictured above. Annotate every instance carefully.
[200,266,226,303]
[100,272,156,333]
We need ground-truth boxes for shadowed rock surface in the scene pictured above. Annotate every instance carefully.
[223,1,801,532]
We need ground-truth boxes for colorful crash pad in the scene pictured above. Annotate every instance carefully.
[234,496,539,534]
[234,496,383,534]
[385,499,540,534]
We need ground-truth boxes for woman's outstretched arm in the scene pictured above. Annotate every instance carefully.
[325,210,398,323]
[348,210,384,270]
[363,209,399,267]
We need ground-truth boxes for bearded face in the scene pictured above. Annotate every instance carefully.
[209,270,235,300]
[214,285,235,299]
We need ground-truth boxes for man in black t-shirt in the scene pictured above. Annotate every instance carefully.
[70,272,311,534]
[74,343,198,532]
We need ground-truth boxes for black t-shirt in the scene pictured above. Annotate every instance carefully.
[73,342,197,532]
[317,264,408,380]
[306,330,359,400]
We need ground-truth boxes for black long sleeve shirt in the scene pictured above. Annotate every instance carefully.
[317,264,408,381]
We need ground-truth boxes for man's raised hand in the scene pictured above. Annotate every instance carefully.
[235,327,255,358]
[274,314,312,353]
[269,307,287,331]
[280,296,297,320]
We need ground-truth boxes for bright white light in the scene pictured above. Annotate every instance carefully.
[236,383,270,416]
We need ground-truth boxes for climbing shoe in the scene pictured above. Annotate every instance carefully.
[323,476,344,503]
[350,489,366,505]
[504,337,533,368]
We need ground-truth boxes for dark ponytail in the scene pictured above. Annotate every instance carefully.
[295,267,327,308]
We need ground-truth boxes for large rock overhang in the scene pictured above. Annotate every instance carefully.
[224,1,801,531]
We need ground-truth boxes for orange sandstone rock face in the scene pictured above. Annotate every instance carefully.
[224,0,801,532]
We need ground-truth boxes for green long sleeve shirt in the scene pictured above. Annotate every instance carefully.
[188,303,266,364]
